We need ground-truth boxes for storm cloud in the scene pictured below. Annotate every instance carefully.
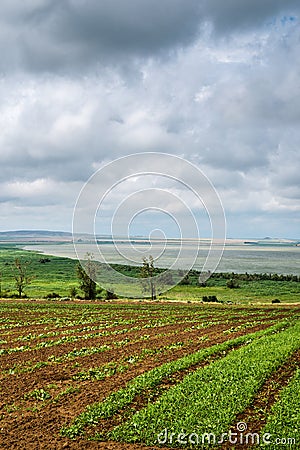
[0,0,299,238]
[201,0,299,34]
[0,0,202,73]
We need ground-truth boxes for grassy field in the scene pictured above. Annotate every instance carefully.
[0,244,299,304]
[0,300,299,449]
[0,244,77,298]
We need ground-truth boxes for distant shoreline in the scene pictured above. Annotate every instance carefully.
[20,240,300,276]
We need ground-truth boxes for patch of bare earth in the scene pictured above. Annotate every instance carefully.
[0,319,284,450]
[0,302,299,450]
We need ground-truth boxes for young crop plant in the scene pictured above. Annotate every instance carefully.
[53,386,81,403]
[60,320,292,439]
[49,344,111,362]
[24,388,51,401]
[73,362,128,381]
[72,342,186,383]
[109,321,300,446]
[262,368,300,446]
[1,320,142,356]
[4,345,111,374]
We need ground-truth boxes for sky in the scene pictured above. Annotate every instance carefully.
[0,0,299,239]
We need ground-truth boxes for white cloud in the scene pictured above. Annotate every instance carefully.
[0,1,299,237]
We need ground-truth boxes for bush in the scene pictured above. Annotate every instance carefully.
[105,289,118,300]
[202,295,219,303]
[226,278,240,289]
[69,287,78,298]
[272,299,281,304]
[10,293,28,299]
[45,292,61,299]
[39,258,51,264]
[0,291,12,298]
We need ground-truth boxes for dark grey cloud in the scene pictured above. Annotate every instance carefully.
[0,1,299,236]
[1,0,299,75]
[201,0,300,34]
[0,0,202,73]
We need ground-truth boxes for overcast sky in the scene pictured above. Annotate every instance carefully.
[0,0,299,239]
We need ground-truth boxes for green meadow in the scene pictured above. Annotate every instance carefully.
[0,244,299,304]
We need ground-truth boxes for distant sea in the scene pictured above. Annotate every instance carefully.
[24,239,300,275]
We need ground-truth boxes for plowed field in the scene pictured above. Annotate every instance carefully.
[0,300,299,449]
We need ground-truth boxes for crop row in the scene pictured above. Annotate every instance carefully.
[0,316,221,358]
[10,340,189,414]
[61,319,291,439]
[262,368,300,447]
[0,303,287,344]
[0,309,214,334]
[107,320,300,446]
[0,302,293,332]
[3,307,269,354]
[2,339,193,419]
[2,324,197,375]
[1,314,274,377]
[73,341,187,382]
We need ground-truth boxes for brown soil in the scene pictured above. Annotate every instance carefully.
[0,302,299,450]
[0,320,250,407]
[84,338,250,440]
[221,349,300,449]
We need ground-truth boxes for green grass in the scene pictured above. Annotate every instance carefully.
[0,245,77,297]
[1,245,299,302]
[164,282,300,304]
[109,321,300,447]
[60,320,291,440]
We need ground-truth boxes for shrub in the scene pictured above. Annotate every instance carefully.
[202,295,219,303]
[10,293,28,299]
[45,292,61,299]
[39,258,51,264]
[226,278,240,289]
[69,286,78,298]
[105,289,118,300]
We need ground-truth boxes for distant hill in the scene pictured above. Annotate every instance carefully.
[244,238,299,247]
[0,230,73,243]
[0,230,72,236]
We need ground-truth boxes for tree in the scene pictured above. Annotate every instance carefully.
[69,286,78,299]
[12,258,33,298]
[76,253,97,300]
[140,255,156,300]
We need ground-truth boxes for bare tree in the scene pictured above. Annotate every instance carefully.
[76,253,97,300]
[12,258,33,298]
[140,255,156,300]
